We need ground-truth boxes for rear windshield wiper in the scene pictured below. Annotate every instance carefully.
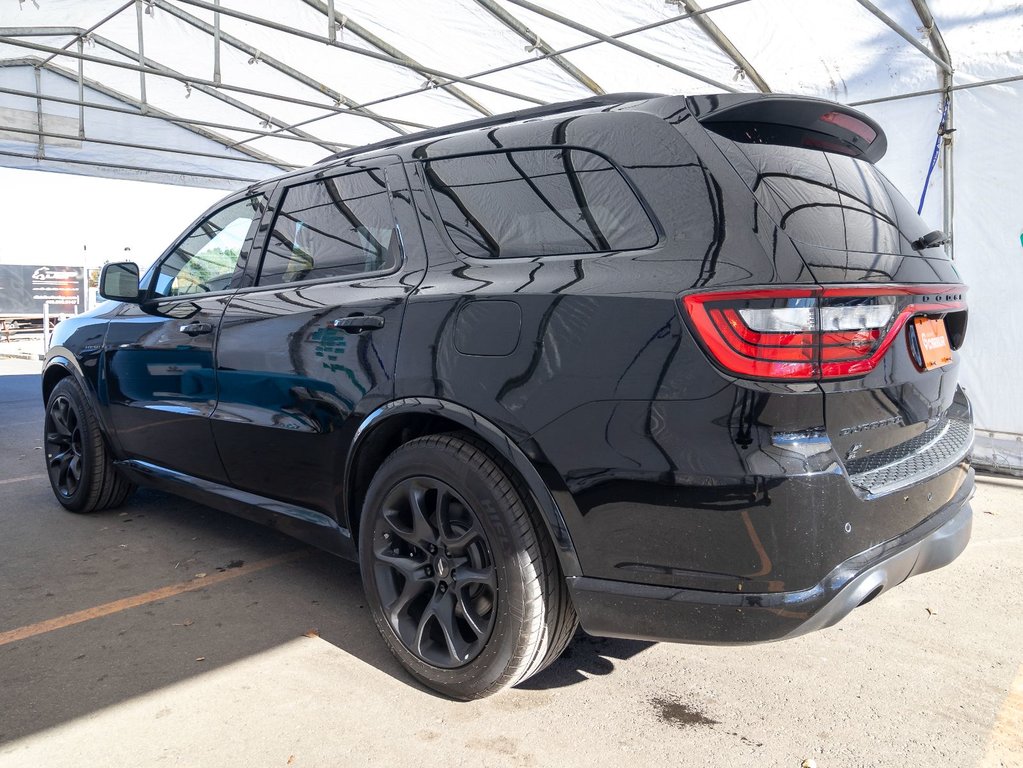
[911,230,951,250]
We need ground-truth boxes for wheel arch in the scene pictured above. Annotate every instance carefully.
[344,398,581,577]
[42,355,80,403]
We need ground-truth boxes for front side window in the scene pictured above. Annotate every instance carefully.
[424,148,658,259]
[151,195,265,298]
[258,169,399,286]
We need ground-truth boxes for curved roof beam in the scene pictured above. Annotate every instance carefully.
[226,0,756,152]
[472,0,605,95]
[0,56,293,169]
[0,33,430,147]
[151,0,409,134]
[169,0,548,107]
[501,0,740,93]
[299,0,493,117]
[854,0,952,73]
[676,0,770,92]
[0,81,353,149]
[38,0,134,65]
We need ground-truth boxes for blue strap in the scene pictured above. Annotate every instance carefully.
[918,96,950,214]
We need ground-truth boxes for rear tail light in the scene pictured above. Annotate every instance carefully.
[681,285,966,381]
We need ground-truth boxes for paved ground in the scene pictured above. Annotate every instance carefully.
[0,356,1020,768]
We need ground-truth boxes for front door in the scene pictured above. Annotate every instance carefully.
[211,158,424,517]
[103,193,269,482]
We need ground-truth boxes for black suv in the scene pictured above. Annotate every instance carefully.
[42,93,973,699]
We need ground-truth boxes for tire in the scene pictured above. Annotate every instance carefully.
[359,432,577,699]
[43,377,135,513]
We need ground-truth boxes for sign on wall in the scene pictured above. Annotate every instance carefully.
[0,265,84,314]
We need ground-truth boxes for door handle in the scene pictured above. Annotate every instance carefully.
[333,315,385,332]
[179,322,214,336]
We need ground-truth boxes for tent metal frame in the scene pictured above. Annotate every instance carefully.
[0,0,977,238]
[676,0,770,92]
[0,55,292,174]
[472,0,606,96]
[226,0,757,152]
[300,0,494,117]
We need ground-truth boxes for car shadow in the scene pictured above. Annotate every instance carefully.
[0,485,428,745]
[516,630,654,691]
[1,475,658,745]
[0,368,648,742]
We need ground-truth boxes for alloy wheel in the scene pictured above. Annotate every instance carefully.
[369,477,497,669]
[44,395,84,498]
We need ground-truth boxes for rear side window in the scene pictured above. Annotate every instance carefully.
[424,148,657,259]
[258,169,399,286]
[708,136,925,255]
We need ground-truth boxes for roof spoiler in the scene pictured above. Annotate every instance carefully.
[686,94,887,163]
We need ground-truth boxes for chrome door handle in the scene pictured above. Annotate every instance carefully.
[332,315,385,332]
[179,322,214,336]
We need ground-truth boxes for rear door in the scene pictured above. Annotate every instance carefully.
[103,192,270,482]
[211,156,424,517]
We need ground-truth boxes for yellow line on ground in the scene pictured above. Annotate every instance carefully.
[981,662,1023,767]
[0,549,310,647]
[0,474,46,485]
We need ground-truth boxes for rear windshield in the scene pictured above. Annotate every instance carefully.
[708,134,941,256]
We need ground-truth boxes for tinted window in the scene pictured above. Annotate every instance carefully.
[151,195,265,298]
[710,136,922,254]
[259,170,398,286]
[424,148,657,258]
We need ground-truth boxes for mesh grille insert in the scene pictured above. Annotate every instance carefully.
[846,418,973,495]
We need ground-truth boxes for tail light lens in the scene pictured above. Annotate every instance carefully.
[682,285,966,381]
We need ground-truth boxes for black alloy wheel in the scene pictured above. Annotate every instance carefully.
[45,393,84,499]
[369,477,497,668]
[43,377,135,513]
[359,433,578,700]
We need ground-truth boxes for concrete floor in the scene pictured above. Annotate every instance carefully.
[0,356,1020,768]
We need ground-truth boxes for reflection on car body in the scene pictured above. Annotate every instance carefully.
[42,93,972,700]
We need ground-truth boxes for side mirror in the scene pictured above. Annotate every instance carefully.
[99,262,140,302]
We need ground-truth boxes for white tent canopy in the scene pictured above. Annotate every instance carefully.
[1,0,1021,470]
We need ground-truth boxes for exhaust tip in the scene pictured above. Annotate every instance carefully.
[858,584,884,607]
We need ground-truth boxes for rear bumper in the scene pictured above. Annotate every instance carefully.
[568,471,973,644]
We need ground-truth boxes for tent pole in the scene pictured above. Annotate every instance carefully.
[33,64,44,158]
[0,83,353,150]
[76,37,84,138]
[135,0,147,111]
[299,0,493,117]
[910,0,954,258]
[228,0,757,151]
[850,73,1023,105]
[472,0,606,95]
[1,36,344,157]
[854,0,951,73]
[502,0,740,92]
[39,1,133,66]
[152,0,411,134]
[0,149,264,185]
[169,0,548,106]
[326,0,336,43]
[213,0,221,85]
[678,0,770,92]
[0,124,302,168]
[0,35,432,132]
